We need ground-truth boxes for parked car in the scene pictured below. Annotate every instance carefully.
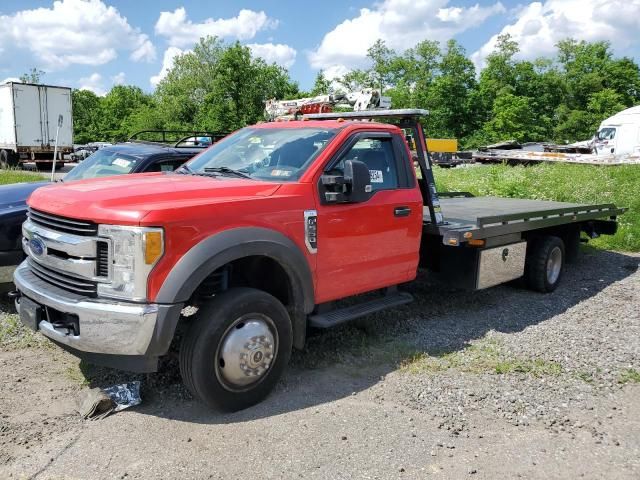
[70,145,97,162]
[0,139,212,283]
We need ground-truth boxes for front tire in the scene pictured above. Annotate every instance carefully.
[525,236,565,293]
[180,287,292,411]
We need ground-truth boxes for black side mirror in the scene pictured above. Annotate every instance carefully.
[343,159,371,202]
[321,159,371,203]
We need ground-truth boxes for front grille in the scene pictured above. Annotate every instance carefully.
[28,208,98,236]
[96,241,109,277]
[28,258,98,297]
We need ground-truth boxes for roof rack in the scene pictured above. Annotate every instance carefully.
[303,109,429,121]
[127,130,227,148]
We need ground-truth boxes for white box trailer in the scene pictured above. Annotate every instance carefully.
[0,82,73,169]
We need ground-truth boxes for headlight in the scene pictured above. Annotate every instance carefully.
[97,225,164,301]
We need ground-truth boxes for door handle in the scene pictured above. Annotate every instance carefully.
[394,206,412,217]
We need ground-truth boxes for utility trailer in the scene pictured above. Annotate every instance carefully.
[0,82,73,170]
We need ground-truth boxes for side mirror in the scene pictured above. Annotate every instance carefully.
[344,159,371,203]
[321,159,371,203]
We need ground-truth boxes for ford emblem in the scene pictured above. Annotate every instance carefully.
[29,236,46,257]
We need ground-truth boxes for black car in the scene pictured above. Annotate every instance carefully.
[0,134,219,283]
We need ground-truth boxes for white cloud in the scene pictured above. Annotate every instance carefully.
[248,43,297,68]
[79,73,106,96]
[0,0,156,69]
[1,77,22,84]
[471,0,640,68]
[155,7,277,48]
[150,47,185,88]
[309,0,505,73]
[112,72,126,85]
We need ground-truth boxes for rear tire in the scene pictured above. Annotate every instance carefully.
[179,287,292,411]
[525,236,565,293]
[0,149,19,168]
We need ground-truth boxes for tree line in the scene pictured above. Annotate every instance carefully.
[70,34,640,148]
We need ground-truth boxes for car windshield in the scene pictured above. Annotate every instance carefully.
[64,149,141,181]
[185,127,337,181]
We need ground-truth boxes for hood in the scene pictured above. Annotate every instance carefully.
[27,173,282,225]
[0,181,49,211]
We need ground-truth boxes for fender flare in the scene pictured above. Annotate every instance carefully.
[148,227,314,354]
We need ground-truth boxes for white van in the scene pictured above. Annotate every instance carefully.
[595,106,640,155]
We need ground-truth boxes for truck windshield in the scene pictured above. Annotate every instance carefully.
[185,127,337,181]
[596,127,616,140]
[64,149,141,181]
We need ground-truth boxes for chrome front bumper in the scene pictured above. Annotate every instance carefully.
[13,261,160,356]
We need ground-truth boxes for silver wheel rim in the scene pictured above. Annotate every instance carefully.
[215,313,278,392]
[546,246,563,285]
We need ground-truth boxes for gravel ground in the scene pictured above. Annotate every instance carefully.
[0,247,638,479]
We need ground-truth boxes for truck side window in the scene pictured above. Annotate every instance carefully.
[334,138,399,191]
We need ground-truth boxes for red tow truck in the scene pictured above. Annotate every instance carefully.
[12,110,625,411]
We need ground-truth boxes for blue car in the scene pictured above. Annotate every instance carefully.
[0,138,213,283]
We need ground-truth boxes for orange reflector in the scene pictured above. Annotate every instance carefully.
[463,231,473,239]
[468,239,486,247]
[144,231,163,264]
[448,238,459,246]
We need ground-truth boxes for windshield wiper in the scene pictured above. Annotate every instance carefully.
[176,164,194,175]
[203,166,251,179]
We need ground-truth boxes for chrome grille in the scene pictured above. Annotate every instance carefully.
[96,241,109,277]
[27,258,98,297]
[28,208,98,236]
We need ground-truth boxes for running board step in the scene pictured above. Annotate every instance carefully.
[309,292,414,329]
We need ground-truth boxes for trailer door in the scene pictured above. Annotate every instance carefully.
[13,84,44,148]
[44,87,73,148]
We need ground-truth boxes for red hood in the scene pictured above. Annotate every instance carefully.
[27,173,282,225]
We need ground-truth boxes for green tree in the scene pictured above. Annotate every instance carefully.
[425,40,478,139]
[99,85,152,141]
[71,89,102,144]
[311,70,331,95]
[20,67,45,84]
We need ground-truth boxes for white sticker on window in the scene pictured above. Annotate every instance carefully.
[112,158,132,169]
[271,169,293,177]
[369,170,384,183]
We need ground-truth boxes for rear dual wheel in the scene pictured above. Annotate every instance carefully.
[179,287,292,411]
[525,236,565,293]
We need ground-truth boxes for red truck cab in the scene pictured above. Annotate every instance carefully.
[13,110,624,411]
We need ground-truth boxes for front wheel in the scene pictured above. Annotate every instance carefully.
[179,287,292,411]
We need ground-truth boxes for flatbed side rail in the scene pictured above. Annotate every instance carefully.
[430,204,627,245]
[477,204,623,228]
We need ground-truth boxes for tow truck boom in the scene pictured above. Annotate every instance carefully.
[265,89,391,121]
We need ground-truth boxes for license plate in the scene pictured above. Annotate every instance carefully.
[19,297,42,331]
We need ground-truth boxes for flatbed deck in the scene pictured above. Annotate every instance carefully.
[424,196,626,243]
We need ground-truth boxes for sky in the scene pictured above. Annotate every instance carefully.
[1,0,640,96]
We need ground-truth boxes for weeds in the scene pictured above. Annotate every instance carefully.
[434,163,640,252]
[618,368,640,384]
[400,338,563,377]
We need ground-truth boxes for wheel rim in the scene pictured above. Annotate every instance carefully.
[546,246,563,284]
[215,313,278,392]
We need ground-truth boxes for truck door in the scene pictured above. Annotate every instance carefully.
[314,132,423,303]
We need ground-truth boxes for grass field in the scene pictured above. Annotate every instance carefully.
[0,169,45,185]
[434,163,639,252]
